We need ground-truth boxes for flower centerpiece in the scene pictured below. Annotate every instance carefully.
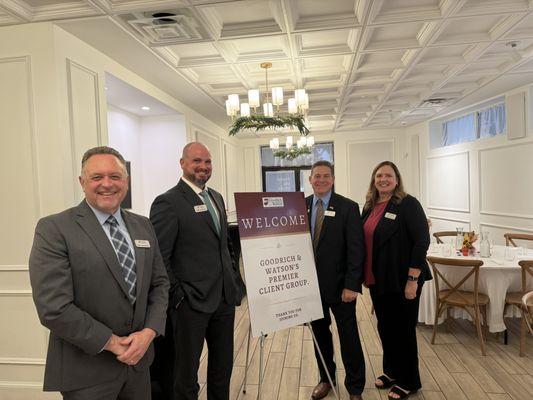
[461,231,478,256]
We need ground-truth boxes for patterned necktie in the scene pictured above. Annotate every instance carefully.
[106,215,137,303]
[313,199,324,250]
[200,190,221,234]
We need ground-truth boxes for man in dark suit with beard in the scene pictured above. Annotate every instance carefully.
[150,142,244,400]
[306,160,366,400]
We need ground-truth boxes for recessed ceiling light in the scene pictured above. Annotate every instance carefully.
[141,106,151,111]
[104,86,108,90]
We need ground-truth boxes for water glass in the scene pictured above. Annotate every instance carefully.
[504,246,515,262]
[442,244,452,257]
[516,246,525,258]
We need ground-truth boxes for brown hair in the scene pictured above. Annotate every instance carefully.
[363,161,406,211]
[310,160,334,176]
[81,146,127,175]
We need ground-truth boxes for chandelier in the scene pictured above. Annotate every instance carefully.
[225,62,314,153]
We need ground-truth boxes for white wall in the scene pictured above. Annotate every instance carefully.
[139,114,187,214]
[408,84,533,245]
[0,22,243,399]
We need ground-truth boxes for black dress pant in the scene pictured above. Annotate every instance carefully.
[310,300,366,395]
[370,289,422,391]
[169,298,235,400]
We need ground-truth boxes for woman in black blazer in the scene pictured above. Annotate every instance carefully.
[361,161,430,400]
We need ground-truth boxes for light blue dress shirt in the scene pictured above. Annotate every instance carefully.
[86,201,136,262]
[311,191,332,239]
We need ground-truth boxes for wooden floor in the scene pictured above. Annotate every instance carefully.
[197,290,533,400]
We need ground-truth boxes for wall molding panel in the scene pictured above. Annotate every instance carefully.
[427,151,470,213]
[479,142,533,220]
[345,138,395,205]
[66,59,102,201]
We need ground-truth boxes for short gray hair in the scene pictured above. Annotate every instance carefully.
[81,146,127,175]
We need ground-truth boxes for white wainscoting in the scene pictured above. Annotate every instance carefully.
[195,128,223,194]
[223,141,240,212]
[66,59,102,202]
[479,142,533,220]
[480,223,533,246]
[346,139,395,205]
[427,151,470,213]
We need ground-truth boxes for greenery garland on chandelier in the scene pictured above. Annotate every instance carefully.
[228,114,309,136]
[273,146,312,160]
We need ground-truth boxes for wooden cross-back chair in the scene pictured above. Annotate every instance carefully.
[523,291,533,336]
[433,230,474,244]
[427,256,489,355]
[504,260,533,356]
[504,233,533,247]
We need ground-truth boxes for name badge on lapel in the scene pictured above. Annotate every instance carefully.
[325,210,336,217]
[135,240,150,248]
[194,204,208,213]
[384,212,397,220]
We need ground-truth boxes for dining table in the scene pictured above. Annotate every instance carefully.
[419,244,533,333]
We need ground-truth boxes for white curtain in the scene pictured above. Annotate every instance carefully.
[442,113,476,146]
[478,103,506,138]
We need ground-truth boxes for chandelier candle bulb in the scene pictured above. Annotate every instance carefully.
[269,137,280,150]
[272,87,284,106]
[302,93,309,111]
[286,136,293,148]
[288,98,297,114]
[263,102,274,117]
[240,103,250,117]
[248,89,260,108]
[295,89,306,107]
[228,94,240,112]
[306,136,315,147]
[225,100,233,116]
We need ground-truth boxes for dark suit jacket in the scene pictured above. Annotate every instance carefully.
[150,179,244,313]
[361,194,431,295]
[306,192,365,304]
[29,200,169,392]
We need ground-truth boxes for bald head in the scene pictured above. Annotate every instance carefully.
[180,142,212,188]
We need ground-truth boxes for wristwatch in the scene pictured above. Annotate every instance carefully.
[407,275,419,281]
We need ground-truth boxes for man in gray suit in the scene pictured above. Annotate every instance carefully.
[29,146,169,400]
[150,142,244,400]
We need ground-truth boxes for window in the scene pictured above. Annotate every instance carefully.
[260,142,334,192]
[440,103,506,147]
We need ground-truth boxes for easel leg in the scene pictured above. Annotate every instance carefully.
[305,322,340,400]
[243,324,252,394]
[257,332,266,400]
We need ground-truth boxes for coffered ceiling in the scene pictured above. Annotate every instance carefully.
[2,0,533,134]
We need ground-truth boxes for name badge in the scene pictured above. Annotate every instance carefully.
[194,204,208,213]
[325,210,336,217]
[385,212,396,220]
[135,240,150,248]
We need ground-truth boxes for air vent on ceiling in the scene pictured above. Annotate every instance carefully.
[422,98,452,105]
[124,9,209,46]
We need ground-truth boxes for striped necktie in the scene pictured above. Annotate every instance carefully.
[106,215,137,303]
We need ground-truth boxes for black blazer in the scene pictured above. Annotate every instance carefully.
[306,192,365,304]
[361,194,431,295]
[150,179,244,313]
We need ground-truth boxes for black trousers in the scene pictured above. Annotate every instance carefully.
[310,300,366,395]
[370,289,422,391]
[170,298,235,400]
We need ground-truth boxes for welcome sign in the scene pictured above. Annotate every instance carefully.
[235,192,323,337]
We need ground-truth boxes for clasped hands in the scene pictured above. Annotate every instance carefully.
[104,328,156,366]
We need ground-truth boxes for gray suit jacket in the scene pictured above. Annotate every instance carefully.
[29,201,169,392]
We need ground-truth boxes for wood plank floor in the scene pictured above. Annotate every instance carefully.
[197,290,532,400]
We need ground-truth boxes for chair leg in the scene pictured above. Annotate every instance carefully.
[519,309,526,357]
[474,305,486,356]
[432,302,443,345]
[504,329,508,345]
[481,306,488,337]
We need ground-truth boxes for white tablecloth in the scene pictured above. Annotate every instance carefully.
[419,245,533,333]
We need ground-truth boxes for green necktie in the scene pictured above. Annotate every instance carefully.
[200,190,221,234]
